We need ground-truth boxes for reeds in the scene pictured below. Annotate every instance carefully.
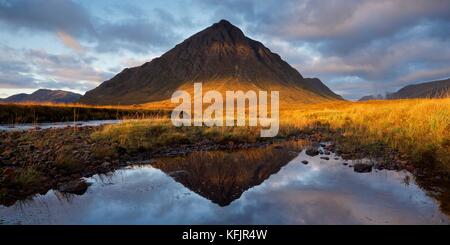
[280,98,450,170]
[92,98,450,171]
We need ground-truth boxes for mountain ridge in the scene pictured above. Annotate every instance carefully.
[0,89,82,103]
[358,78,450,101]
[80,19,342,105]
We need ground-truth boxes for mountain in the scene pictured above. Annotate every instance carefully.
[80,19,342,105]
[0,93,29,102]
[387,78,450,99]
[358,94,384,101]
[358,78,450,101]
[0,89,82,103]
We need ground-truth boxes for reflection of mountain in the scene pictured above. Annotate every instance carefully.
[152,141,306,206]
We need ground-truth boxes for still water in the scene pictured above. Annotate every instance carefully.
[0,120,120,132]
[1,142,448,224]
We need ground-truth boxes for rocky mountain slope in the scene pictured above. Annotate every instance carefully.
[358,78,450,101]
[80,20,342,105]
[0,89,82,103]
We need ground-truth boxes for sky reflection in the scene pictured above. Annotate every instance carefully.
[0,149,448,224]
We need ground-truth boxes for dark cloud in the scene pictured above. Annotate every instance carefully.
[0,47,113,91]
[95,14,180,53]
[0,0,449,99]
[196,0,450,99]
[0,0,183,53]
[0,0,94,37]
[203,0,450,54]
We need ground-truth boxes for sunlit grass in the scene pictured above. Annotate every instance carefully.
[0,100,175,110]
[92,98,450,172]
[0,102,171,124]
[280,98,450,170]
[91,118,263,151]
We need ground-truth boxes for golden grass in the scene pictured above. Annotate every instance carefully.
[0,100,175,110]
[91,118,263,151]
[92,98,450,171]
[0,102,172,124]
[280,99,450,167]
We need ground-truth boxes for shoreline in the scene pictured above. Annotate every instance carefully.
[0,103,170,124]
[0,124,449,207]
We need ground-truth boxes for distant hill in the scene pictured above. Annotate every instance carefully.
[358,94,384,101]
[358,78,450,101]
[80,19,342,105]
[0,89,82,103]
[387,78,450,99]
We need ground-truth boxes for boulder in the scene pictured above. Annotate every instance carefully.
[57,180,91,195]
[305,148,319,156]
[353,163,373,173]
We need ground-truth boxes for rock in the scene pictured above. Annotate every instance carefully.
[168,170,189,177]
[301,160,308,165]
[405,165,415,172]
[353,163,372,173]
[288,151,298,156]
[57,180,91,195]
[305,148,319,157]
[101,161,111,168]
[324,150,331,155]
[320,157,330,160]
[325,144,335,151]
[397,160,408,167]
[343,162,348,166]
[273,145,284,149]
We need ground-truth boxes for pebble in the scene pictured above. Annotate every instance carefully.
[353,163,373,173]
[305,148,319,156]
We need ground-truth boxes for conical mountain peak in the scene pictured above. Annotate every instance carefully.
[210,19,245,38]
[80,20,343,105]
[217,19,233,26]
[184,19,248,48]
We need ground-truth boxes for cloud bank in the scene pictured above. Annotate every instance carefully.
[0,0,449,100]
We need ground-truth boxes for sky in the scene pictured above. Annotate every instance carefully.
[0,0,449,100]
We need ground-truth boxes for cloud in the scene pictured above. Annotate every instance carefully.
[398,67,450,84]
[0,0,449,99]
[0,0,184,54]
[193,0,450,99]
[206,0,450,53]
[0,47,113,92]
[95,16,179,53]
[57,31,86,53]
[0,0,94,37]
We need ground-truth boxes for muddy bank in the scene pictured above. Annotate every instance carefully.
[0,124,448,207]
